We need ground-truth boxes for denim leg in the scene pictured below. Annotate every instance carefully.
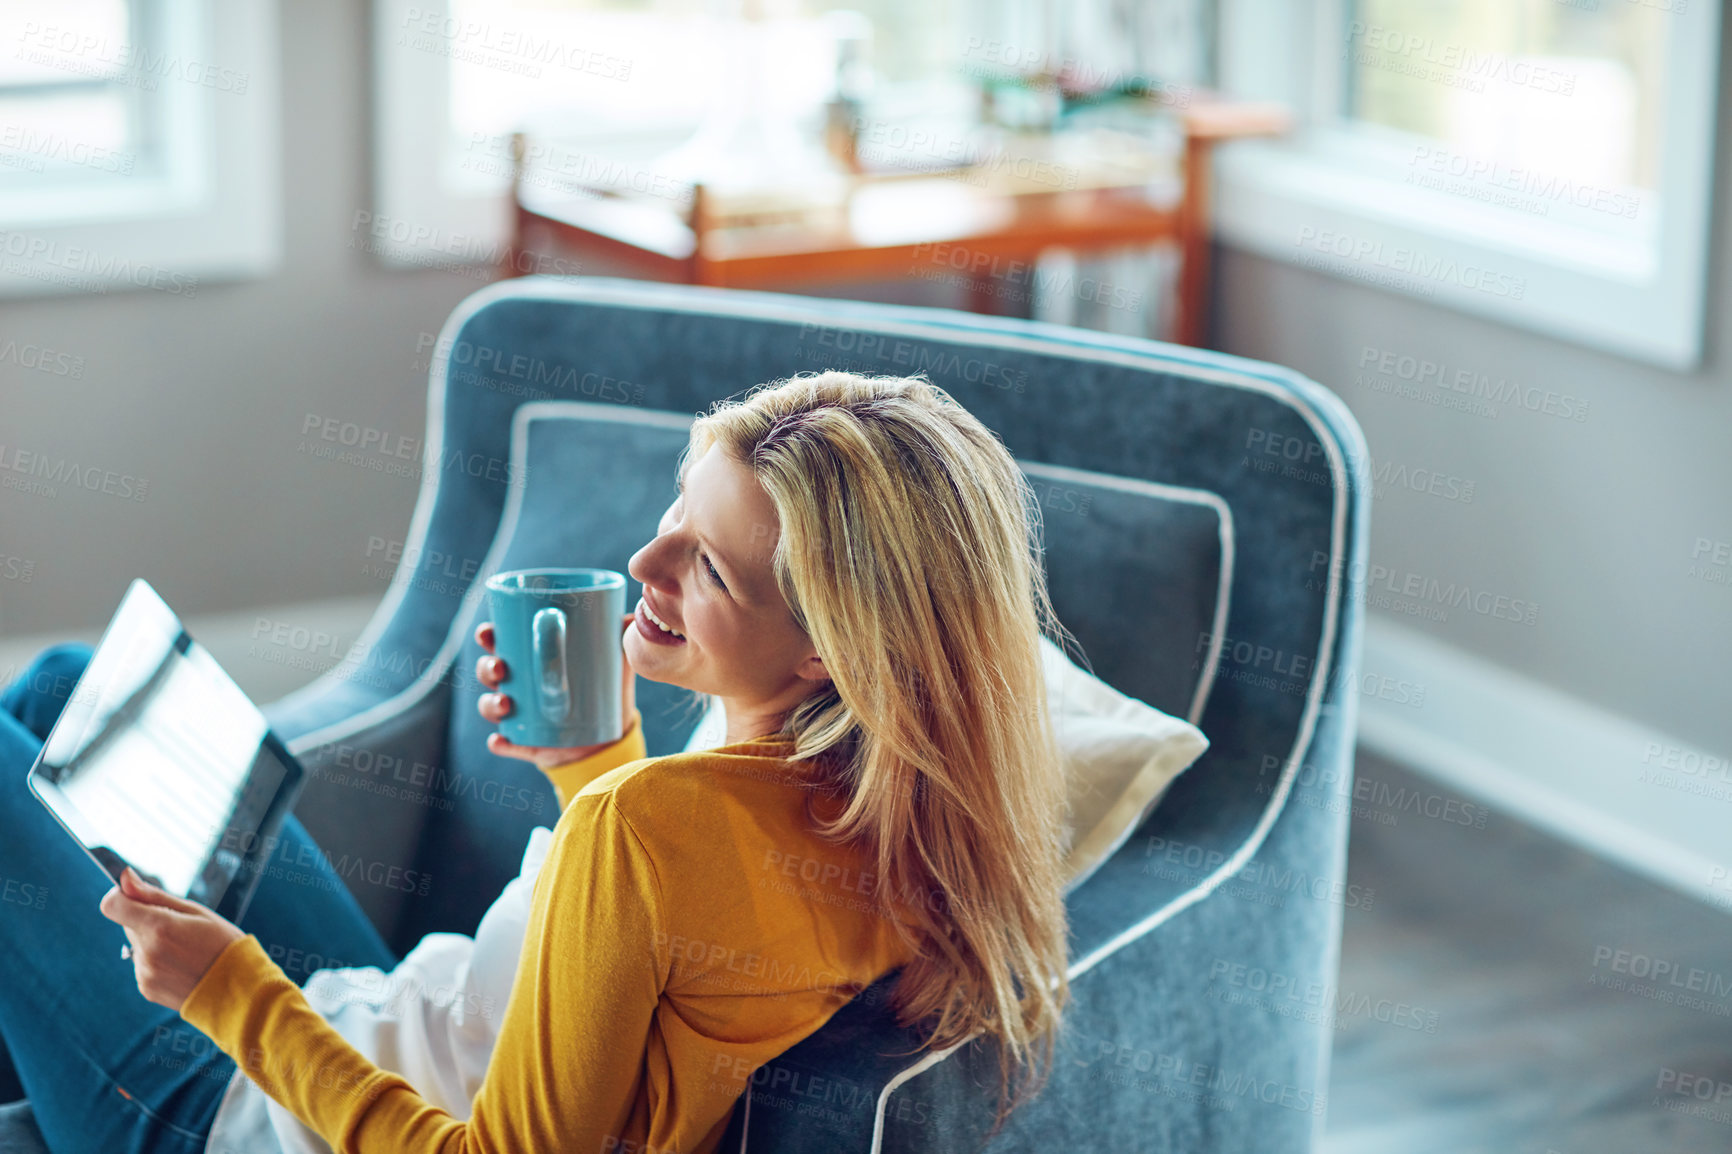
[0,643,96,1105]
[0,695,233,1152]
[0,644,401,1152]
[0,641,94,742]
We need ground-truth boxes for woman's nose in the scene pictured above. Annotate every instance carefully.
[627,536,669,590]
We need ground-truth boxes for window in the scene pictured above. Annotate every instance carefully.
[0,0,279,299]
[370,0,981,272]
[0,1,142,194]
[1214,0,1718,369]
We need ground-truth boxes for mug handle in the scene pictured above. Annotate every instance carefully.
[531,606,571,723]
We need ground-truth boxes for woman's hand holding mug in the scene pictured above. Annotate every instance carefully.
[475,616,636,768]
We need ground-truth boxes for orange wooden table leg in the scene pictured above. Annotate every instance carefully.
[1176,134,1214,348]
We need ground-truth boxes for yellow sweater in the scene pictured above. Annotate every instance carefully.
[180,708,918,1153]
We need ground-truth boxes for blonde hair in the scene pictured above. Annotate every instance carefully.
[685,370,1073,1134]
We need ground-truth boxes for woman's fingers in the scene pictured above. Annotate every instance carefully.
[487,730,615,770]
[480,613,634,748]
[98,881,132,927]
[98,868,244,1012]
[475,653,506,689]
[474,623,507,690]
[486,731,574,768]
[486,731,542,762]
[118,866,203,913]
[474,623,506,719]
[99,869,192,934]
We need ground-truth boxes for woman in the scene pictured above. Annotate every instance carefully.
[0,371,1073,1152]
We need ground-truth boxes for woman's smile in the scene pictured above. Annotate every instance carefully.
[634,596,687,647]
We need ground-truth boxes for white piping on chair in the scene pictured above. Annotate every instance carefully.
[275,281,506,750]
[1014,460,1235,728]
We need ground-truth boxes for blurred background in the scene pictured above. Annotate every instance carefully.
[1,1,1728,1150]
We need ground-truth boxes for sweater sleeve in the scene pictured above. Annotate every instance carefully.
[179,785,669,1153]
[541,707,647,811]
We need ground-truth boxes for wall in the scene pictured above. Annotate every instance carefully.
[1217,234,1731,751]
[0,0,481,639]
[1211,14,1732,897]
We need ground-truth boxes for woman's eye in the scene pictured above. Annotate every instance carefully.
[703,554,727,590]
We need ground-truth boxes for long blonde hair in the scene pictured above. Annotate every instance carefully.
[685,370,1073,1134]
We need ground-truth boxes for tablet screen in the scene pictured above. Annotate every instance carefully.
[28,579,305,922]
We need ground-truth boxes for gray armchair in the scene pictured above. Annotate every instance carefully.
[271,275,1371,1152]
[3,277,1370,1153]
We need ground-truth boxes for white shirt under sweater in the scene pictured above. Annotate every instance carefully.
[201,710,726,1154]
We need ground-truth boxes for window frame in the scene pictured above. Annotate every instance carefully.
[0,0,279,300]
[369,0,513,271]
[369,0,859,273]
[1212,0,1720,370]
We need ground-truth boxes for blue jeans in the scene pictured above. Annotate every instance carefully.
[0,644,399,1153]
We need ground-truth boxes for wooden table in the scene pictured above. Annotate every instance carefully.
[504,95,1289,347]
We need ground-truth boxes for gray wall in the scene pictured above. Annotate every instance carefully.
[1212,20,1732,758]
[0,0,478,639]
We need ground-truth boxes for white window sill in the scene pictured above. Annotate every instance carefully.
[1213,135,1706,370]
[1214,0,1720,372]
[0,0,281,300]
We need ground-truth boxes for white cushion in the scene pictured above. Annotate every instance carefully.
[1041,634,1209,891]
[682,635,1208,893]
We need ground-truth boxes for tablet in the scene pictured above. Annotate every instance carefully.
[27,578,308,923]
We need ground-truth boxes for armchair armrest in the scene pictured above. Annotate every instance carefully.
[265,685,455,956]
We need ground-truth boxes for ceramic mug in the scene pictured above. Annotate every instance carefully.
[484,568,626,747]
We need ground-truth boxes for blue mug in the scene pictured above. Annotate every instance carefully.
[484,568,626,748]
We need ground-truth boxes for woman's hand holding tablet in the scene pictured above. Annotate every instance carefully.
[98,865,245,1012]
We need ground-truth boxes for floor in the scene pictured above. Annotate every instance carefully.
[1323,749,1732,1154]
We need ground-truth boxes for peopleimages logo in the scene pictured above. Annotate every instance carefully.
[1590,945,1732,1002]
[1343,22,1578,96]
[1357,345,1589,422]
[1306,552,1539,627]
[1407,145,1642,220]
[0,124,135,175]
[397,8,632,81]
[0,231,198,296]
[1296,227,1526,300]
[0,339,84,378]
[0,443,148,501]
[14,21,251,94]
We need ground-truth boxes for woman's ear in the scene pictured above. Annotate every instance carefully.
[797,653,830,684]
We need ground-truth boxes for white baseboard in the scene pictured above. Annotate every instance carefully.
[1356,615,1732,913]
